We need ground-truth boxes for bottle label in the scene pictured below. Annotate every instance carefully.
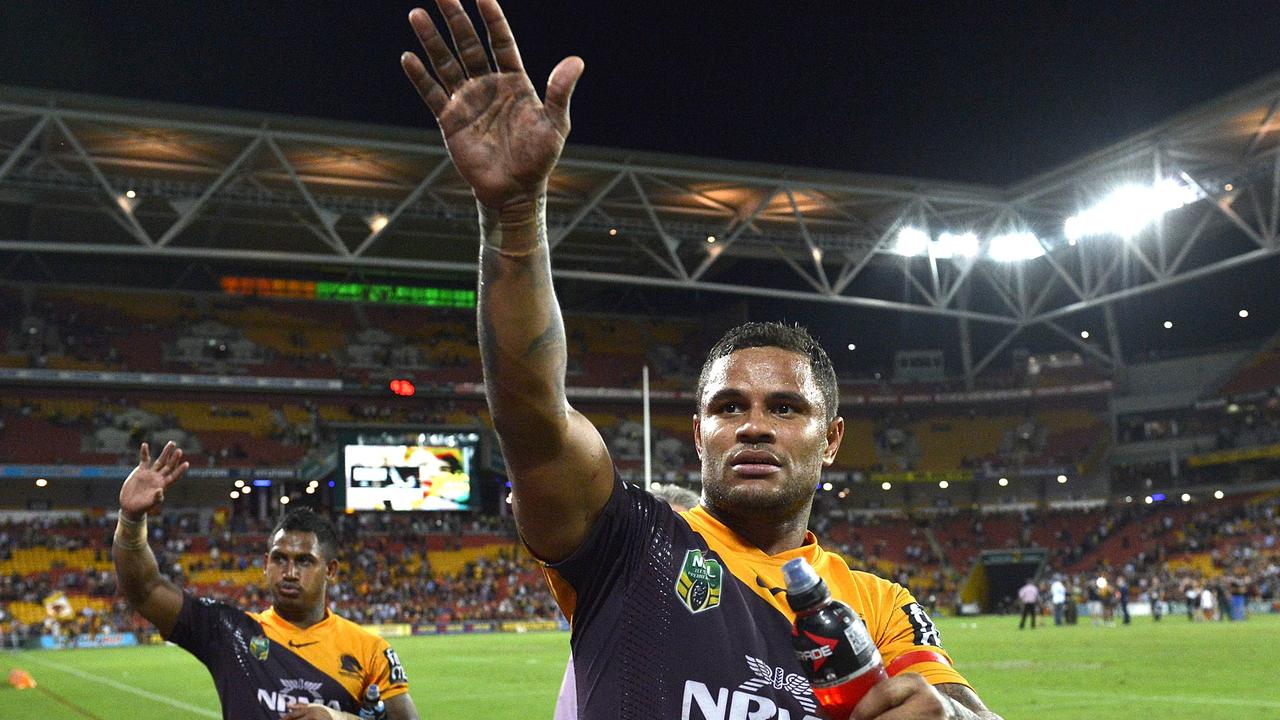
[792,610,882,688]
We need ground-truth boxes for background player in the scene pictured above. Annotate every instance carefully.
[400,2,1003,717]
[112,441,420,719]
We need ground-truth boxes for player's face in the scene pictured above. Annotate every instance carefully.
[264,530,336,617]
[694,347,843,518]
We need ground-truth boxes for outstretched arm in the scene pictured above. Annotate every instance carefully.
[111,441,188,637]
[402,0,612,562]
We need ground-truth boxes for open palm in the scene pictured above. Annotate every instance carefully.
[402,0,583,210]
[119,441,189,519]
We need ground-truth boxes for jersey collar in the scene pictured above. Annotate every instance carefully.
[684,504,826,567]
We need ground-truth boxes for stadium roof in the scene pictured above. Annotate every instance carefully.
[1,71,1279,381]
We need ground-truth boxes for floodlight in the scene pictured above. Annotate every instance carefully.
[366,213,390,233]
[987,232,1044,262]
[881,481,892,491]
[35,478,48,488]
[230,491,240,499]
[280,495,291,505]
[1064,179,1199,241]
[847,343,857,351]
[892,227,929,257]
[939,480,949,489]
[1080,331,1090,339]
[1239,309,1249,318]
[998,477,1009,487]
[933,231,979,259]
[1181,493,1191,502]
[1057,475,1068,484]
[1214,490,1224,499]
[1163,320,1173,329]
[822,482,833,491]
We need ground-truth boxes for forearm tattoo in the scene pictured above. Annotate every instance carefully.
[478,196,547,257]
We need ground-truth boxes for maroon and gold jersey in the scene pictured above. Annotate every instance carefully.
[546,479,967,720]
[168,594,408,719]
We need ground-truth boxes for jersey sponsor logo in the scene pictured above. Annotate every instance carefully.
[385,647,408,684]
[676,549,723,614]
[289,639,320,648]
[340,653,364,677]
[680,656,820,720]
[741,656,817,714]
[901,602,942,647]
[257,678,341,713]
[249,634,270,661]
[755,575,786,597]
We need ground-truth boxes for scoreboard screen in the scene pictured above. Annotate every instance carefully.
[342,431,479,511]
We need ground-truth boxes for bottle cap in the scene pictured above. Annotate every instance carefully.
[365,683,381,701]
[782,558,821,595]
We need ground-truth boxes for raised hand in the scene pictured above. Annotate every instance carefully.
[401,0,584,210]
[119,441,189,521]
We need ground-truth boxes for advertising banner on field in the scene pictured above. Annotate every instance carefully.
[40,632,138,650]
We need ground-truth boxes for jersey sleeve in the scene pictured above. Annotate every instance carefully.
[874,585,969,688]
[544,475,668,626]
[166,593,228,668]
[367,636,410,701]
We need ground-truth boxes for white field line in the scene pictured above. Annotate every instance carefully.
[1033,687,1280,709]
[26,654,220,718]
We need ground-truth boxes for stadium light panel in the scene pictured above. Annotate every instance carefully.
[1239,309,1249,318]
[932,231,979,259]
[234,479,245,488]
[1181,493,1191,502]
[822,482,833,491]
[1214,490,1224,499]
[1080,330,1090,339]
[892,227,930,257]
[997,477,1009,487]
[1163,320,1173,329]
[125,189,137,199]
[1056,474,1068,484]
[881,481,892,491]
[230,491,240,499]
[987,232,1044,262]
[705,235,715,243]
[1064,179,1200,242]
[35,478,47,488]
[938,480,949,489]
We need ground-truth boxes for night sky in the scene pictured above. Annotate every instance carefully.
[4,1,1280,185]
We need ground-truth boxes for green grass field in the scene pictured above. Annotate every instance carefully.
[3,615,1277,719]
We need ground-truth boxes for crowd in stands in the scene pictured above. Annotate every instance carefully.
[3,487,1277,650]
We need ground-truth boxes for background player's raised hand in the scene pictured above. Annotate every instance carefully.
[401,0,584,210]
[118,441,189,521]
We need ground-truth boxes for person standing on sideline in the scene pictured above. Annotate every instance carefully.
[1049,576,1067,626]
[1017,579,1040,629]
[1117,575,1131,625]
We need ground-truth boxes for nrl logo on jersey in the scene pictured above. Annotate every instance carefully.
[676,549,723,613]
[249,634,270,661]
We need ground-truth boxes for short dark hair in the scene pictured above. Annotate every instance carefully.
[696,321,839,423]
[270,508,339,561]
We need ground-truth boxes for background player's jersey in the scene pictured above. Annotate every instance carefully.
[167,594,408,719]
[545,479,967,720]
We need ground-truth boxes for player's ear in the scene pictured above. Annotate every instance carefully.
[692,413,703,460]
[325,558,339,583]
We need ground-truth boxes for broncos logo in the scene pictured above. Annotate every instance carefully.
[340,654,364,676]
[739,655,818,713]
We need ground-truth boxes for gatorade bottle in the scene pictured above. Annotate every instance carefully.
[358,683,387,720]
[782,557,888,720]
